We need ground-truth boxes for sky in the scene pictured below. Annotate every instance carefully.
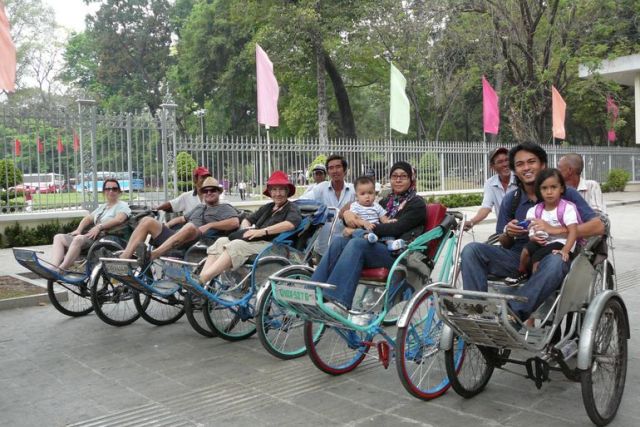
[45,0,99,33]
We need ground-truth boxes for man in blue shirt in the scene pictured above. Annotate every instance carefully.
[460,142,604,321]
[300,154,355,255]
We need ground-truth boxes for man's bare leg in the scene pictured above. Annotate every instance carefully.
[150,223,200,260]
[120,217,163,259]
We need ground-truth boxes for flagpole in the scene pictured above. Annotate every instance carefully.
[482,132,488,182]
[266,125,272,177]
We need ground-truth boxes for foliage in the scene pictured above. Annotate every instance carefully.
[0,160,23,190]
[1,218,80,248]
[425,193,483,209]
[601,169,631,192]
[307,154,327,180]
[416,152,440,191]
[175,151,197,181]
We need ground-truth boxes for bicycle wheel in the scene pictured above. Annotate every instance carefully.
[133,281,185,326]
[257,277,324,360]
[445,337,495,398]
[581,298,628,426]
[47,279,93,317]
[304,321,372,375]
[184,290,217,337]
[383,282,416,326]
[90,264,141,326]
[396,291,461,400]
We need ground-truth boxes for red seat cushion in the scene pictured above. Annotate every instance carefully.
[361,267,390,281]
[425,204,447,258]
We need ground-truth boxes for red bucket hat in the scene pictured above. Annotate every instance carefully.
[263,170,296,197]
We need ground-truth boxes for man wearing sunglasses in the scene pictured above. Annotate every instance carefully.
[120,177,240,262]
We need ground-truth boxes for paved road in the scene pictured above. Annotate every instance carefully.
[0,204,639,426]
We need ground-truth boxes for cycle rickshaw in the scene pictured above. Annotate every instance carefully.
[99,200,330,339]
[429,216,628,426]
[268,204,467,399]
[11,205,152,317]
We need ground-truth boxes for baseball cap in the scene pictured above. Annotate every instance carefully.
[489,147,509,164]
[192,166,211,178]
[312,164,327,174]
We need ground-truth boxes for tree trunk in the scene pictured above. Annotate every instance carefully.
[323,51,357,138]
[315,44,329,149]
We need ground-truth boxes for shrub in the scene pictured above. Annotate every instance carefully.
[1,218,81,248]
[0,160,23,190]
[425,193,483,208]
[175,152,198,181]
[602,169,631,193]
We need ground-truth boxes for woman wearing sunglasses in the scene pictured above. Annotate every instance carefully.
[51,178,131,271]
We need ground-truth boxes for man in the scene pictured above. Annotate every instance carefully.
[301,154,355,255]
[465,147,518,230]
[460,142,604,323]
[558,153,606,213]
[301,164,327,197]
[238,180,247,201]
[156,166,211,214]
[120,177,240,262]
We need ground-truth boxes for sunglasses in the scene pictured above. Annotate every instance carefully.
[202,188,220,194]
[103,187,120,192]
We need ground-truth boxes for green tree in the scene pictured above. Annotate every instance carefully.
[0,159,23,190]
[175,151,197,181]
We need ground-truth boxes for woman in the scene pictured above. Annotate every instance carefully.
[51,178,131,271]
[198,170,301,283]
[312,161,426,312]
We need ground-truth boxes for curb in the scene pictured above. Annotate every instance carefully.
[0,292,50,310]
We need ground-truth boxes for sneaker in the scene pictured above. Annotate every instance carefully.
[504,272,528,286]
[134,243,150,268]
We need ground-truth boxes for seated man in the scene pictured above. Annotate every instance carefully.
[120,177,240,262]
[460,142,604,323]
[558,153,606,214]
[155,166,211,214]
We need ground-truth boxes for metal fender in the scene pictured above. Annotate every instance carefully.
[89,262,103,285]
[440,324,455,351]
[577,290,630,371]
[396,285,433,328]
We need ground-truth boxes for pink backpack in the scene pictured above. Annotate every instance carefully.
[534,199,585,246]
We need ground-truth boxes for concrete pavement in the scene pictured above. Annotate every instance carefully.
[0,194,639,426]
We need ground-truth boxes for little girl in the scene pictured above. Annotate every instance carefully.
[506,168,580,285]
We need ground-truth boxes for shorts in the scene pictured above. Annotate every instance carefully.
[524,241,566,267]
[150,225,176,247]
[206,237,270,270]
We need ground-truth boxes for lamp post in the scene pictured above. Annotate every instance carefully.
[194,108,206,166]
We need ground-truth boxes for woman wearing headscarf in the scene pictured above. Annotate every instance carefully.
[198,170,302,284]
[311,161,426,312]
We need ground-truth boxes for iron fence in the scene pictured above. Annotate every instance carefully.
[1,101,639,214]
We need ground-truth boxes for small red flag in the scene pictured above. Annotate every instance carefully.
[57,135,64,154]
[73,131,79,152]
[606,95,619,144]
[15,138,21,156]
[37,137,44,153]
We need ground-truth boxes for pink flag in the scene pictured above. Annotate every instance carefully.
[37,138,43,153]
[482,76,499,135]
[14,138,20,156]
[256,44,279,127]
[73,130,80,152]
[606,95,619,144]
[57,135,64,154]
[551,85,566,140]
[0,1,16,92]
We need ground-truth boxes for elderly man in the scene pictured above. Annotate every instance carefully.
[120,177,240,262]
[465,147,518,230]
[558,153,606,213]
[300,154,355,255]
[460,142,604,323]
[156,166,211,214]
[301,164,328,197]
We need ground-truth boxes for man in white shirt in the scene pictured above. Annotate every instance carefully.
[300,154,355,255]
[156,166,211,214]
[558,153,606,213]
[465,147,518,230]
[301,164,327,197]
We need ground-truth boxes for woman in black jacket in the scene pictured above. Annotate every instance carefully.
[311,161,426,311]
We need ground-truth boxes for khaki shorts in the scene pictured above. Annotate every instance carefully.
[206,237,270,270]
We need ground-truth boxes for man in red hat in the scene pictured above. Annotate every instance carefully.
[156,166,212,214]
[465,147,518,230]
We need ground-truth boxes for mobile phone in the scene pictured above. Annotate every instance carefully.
[516,219,530,228]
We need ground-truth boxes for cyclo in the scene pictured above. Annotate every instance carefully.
[119,199,331,340]
[11,205,152,317]
[429,215,628,426]
[268,204,466,400]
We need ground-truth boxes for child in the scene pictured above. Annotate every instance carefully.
[343,176,392,239]
[506,168,580,285]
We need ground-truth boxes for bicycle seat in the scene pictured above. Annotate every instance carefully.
[361,267,389,282]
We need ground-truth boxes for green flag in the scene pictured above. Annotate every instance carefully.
[390,63,410,134]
